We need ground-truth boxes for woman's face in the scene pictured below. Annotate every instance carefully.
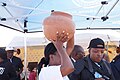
[49,51,61,66]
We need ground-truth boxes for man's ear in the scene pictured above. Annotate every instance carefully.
[88,48,91,53]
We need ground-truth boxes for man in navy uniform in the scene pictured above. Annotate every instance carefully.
[68,45,85,80]
[6,47,24,80]
[70,38,115,80]
[0,48,17,80]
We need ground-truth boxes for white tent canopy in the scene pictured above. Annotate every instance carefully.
[4,29,120,49]
[75,30,120,50]
[0,26,23,47]
[7,32,48,48]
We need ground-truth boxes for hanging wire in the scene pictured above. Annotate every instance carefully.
[0,23,24,33]
[87,1,108,27]
[23,0,44,31]
[107,35,111,41]
[101,0,119,21]
[28,0,44,14]
[88,4,104,27]
[105,0,119,16]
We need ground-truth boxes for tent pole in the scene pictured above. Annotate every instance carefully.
[24,32,27,80]
[23,19,28,80]
[106,41,108,54]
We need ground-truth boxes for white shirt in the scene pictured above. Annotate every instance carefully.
[71,57,76,62]
[39,65,69,80]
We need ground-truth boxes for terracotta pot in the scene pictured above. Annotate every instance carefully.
[43,11,75,41]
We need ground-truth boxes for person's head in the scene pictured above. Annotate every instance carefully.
[116,45,120,54]
[16,48,21,55]
[37,42,60,74]
[71,45,85,61]
[102,53,110,62]
[0,48,7,62]
[88,38,105,62]
[28,63,35,72]
[44,42,61,66]
[5,47,15,59]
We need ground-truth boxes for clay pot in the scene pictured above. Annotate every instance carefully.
[43,11,75,41]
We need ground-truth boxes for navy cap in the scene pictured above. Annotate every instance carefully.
[88,38,105,49]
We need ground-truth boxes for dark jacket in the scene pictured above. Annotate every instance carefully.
[9,56,24,80]
[69,55,115,80]
[110,54,120,80]
[68,57,85,80]
[0,60,17,80]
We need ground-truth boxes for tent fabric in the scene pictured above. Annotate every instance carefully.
[6,30,120,49]
[7,36,48,48]
[75,30,120,49]
[0,0,120,33]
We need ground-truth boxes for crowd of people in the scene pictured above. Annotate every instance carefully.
[37,32,120,80]
[0,35,120,80]
[0,32,120,80]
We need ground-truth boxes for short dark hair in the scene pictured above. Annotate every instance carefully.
[37,42,57,75]
[73,45,83,52]
[44,42,57,60]
[0,48,7,60]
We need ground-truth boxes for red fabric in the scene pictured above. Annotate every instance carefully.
[28,71,36,80]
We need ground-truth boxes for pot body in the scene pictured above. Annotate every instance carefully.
[43,11,75,41]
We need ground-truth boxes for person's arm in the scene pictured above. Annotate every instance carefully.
[66,35,74,56]
[52,31,74,77]
[16,68,23,76]
[17,58,24,76]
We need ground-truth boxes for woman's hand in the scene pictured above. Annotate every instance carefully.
[56,31,69,42]
[51,31,69,48]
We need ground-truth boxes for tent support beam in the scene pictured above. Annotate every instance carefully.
[0,24,24,33]
[76,28,120,30]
